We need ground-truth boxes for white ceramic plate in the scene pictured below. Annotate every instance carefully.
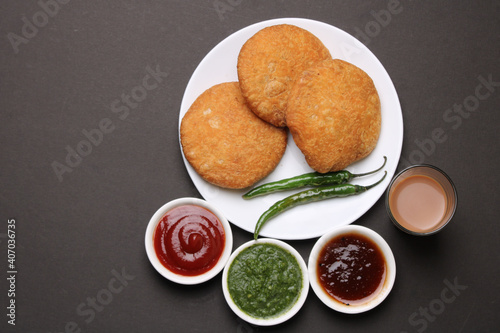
[178,18,403,240]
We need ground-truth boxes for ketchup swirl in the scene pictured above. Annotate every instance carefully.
[154,205,225,276]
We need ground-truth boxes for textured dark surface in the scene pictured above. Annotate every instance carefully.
[1,1,499,332]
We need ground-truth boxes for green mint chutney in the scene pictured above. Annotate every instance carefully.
[227,243,303,319]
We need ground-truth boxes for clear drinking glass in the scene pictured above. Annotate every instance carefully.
[385,165,457,236]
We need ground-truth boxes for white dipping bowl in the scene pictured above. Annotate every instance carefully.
[308,225,396,314]
[222,238,309,326]
[145,197,233,285]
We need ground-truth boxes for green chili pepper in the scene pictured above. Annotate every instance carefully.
[253,171,387,240]
[243,156,386,199]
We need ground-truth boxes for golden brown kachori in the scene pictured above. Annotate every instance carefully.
[286,59,381,173]
[237,24,331,127]
[180,82,287,189]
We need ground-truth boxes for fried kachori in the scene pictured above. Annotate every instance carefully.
[237,24,332,127]
[180,82,287,189]
[286,59,381,173]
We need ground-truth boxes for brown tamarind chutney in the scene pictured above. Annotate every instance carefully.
[316,232,386,305]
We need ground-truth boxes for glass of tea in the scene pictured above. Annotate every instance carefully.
[386,165,457,235]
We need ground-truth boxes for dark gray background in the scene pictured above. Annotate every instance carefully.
[1,1,499,332]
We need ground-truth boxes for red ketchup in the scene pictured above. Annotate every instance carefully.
[153,205,225,276]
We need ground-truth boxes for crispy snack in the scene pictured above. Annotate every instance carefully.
[286,59,381,173]
[180,82,287,189]
[237,24,331,127]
